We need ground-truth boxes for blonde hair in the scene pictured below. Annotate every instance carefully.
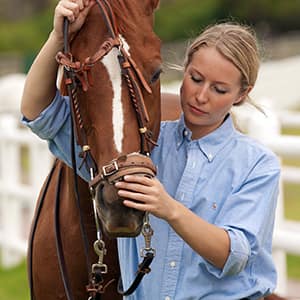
[184,22,261,106]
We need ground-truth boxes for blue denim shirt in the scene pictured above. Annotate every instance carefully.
[22,91,280,300]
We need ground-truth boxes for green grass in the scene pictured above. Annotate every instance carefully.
[284,183,300,220]
[281,126,300,222]
[0,260,30,300]
[281,126,300,281]
[287,255,300,279]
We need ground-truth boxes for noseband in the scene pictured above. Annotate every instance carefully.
[55,0,158,299]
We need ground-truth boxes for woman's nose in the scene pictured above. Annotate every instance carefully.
[195,84,209,103]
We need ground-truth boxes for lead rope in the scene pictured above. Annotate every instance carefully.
[117,212,155,296]
[86,171,114,299]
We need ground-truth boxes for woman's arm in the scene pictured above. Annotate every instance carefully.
[115,175,230,269]
[21,0,95,120]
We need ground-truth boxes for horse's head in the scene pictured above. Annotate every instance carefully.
[67,0,162,237]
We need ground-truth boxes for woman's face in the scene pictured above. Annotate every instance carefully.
[180,46,247,139]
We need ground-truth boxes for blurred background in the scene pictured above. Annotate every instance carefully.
[0,0,300,299]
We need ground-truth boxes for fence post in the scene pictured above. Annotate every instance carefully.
[0,114,24,267]
[246,100,287,295]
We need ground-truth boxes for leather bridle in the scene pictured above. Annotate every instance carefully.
[54,0,158,299]
[56,0,157,181]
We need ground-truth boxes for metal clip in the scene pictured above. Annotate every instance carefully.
[93,239,108,274]
[140,214,156,257]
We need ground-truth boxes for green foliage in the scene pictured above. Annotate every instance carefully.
[155,0,224,41]
[155,0,300,42]
[219,0,300,33]
[0,5,54,54]
[2,1,300,55]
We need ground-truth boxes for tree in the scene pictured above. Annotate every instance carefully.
[1,0,52,21]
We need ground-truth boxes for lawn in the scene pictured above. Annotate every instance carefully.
[0,260,30,300]
[281,126,300,283]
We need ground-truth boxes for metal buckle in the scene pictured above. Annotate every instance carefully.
[102,161,119,177]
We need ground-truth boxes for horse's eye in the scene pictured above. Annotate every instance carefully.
[150,68,163,84]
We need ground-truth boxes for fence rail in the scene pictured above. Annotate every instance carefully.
[0,109,300,297]
[0,114,53,267]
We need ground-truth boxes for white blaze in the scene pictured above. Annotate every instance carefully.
[101,36,131,153]
[102,47,123,153]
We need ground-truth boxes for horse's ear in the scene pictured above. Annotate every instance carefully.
[145,0,160,14]
[151,0,160,10]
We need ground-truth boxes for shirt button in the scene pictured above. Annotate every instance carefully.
[170,261,176,268]
[183,129,188,136]
[208,153,213,161]
[165,297,171,300]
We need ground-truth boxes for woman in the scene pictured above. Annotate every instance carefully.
[21,0,280,299]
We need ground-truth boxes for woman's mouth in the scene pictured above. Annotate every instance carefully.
[189,104,208,115]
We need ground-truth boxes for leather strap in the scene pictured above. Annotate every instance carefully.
[89,153,157,188]
[117,252,154,296]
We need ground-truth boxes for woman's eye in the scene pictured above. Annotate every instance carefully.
[214,86,227,94]
[191,75,202,83]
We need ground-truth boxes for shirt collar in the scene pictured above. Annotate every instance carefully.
[176,113,236,162]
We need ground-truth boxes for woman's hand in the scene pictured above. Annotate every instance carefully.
[53,0,96,42]
[116,174,230,268]
[115,175,178,221]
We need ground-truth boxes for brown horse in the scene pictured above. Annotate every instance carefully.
[28,1,161,299]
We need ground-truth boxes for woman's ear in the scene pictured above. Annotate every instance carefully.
[235,86,253,104]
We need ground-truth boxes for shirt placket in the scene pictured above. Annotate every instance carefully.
[160,143,201,300]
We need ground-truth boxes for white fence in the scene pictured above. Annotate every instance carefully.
[0,108,300,297]
[244,107,300,297]
[0,114,53,267]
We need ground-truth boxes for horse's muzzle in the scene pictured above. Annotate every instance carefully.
[90,153,156,238]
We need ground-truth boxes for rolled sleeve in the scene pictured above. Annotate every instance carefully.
[21,90,70,140]
[203,227,250,278]
[203,159,280,279]
[21,90,91,182]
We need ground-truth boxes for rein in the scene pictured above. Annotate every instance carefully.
[54,1,157,299]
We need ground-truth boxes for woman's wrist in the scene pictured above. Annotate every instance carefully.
[165,198,183,224]
[48,30,65,51]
